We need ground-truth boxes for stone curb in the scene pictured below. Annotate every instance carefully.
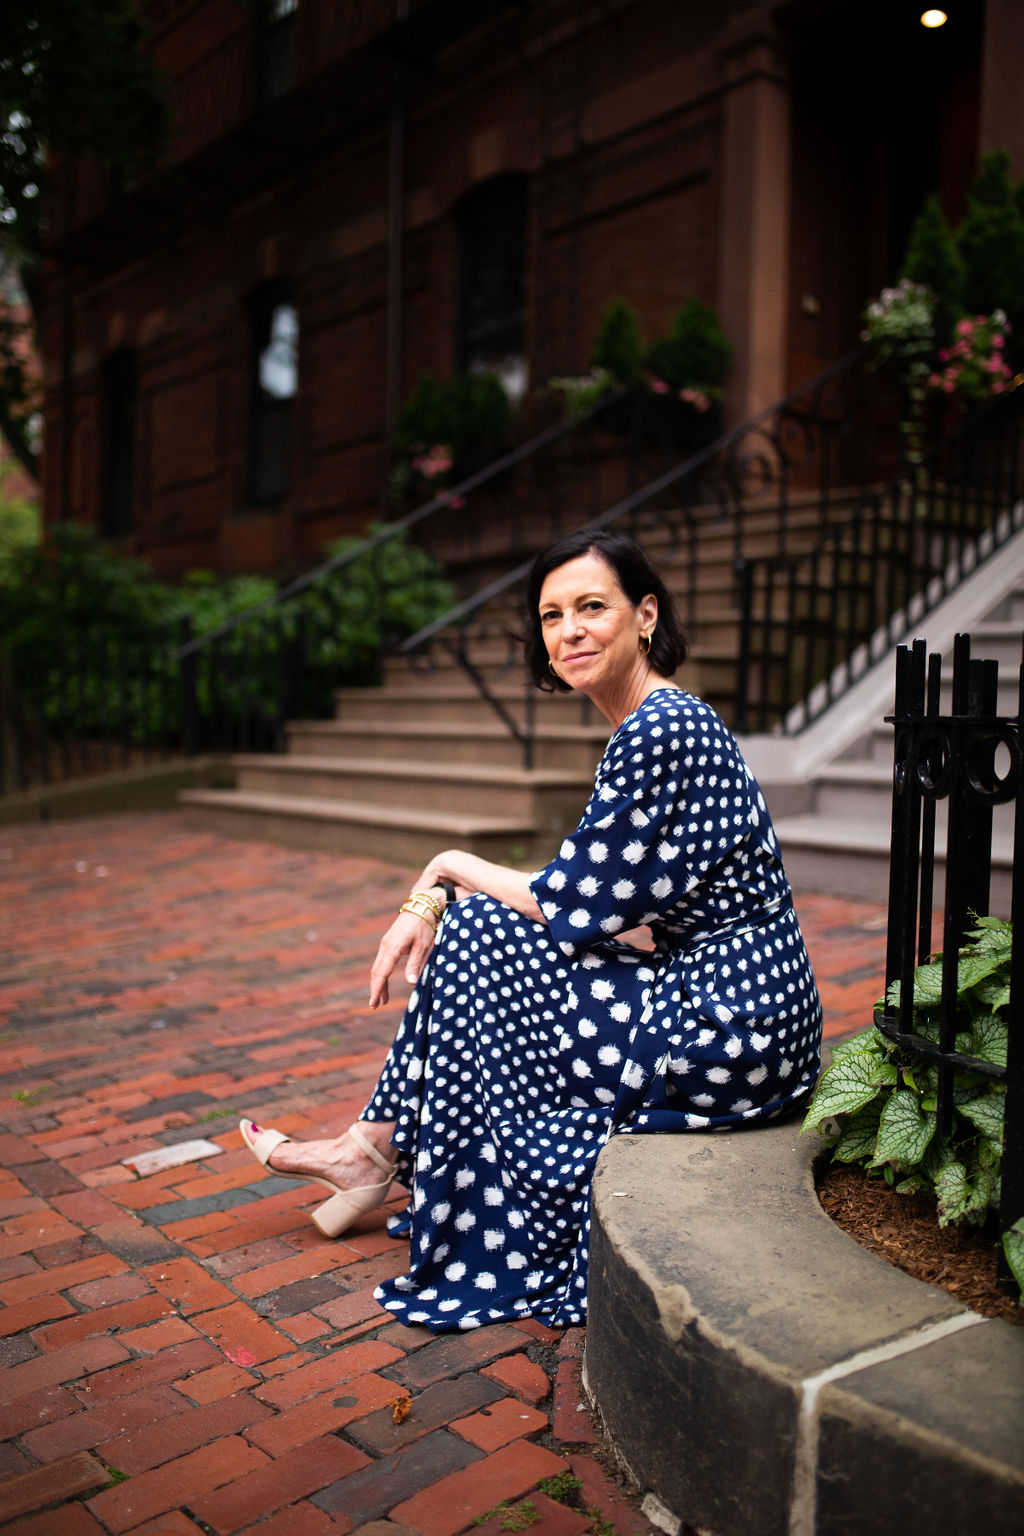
[0,756,231,824]
[585,1123,1024,1536]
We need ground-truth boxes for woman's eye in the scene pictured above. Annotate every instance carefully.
[540,610,560,625]
[582,601,604,613]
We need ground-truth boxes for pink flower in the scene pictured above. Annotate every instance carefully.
[649,377,669,394]
[993,334,1005,348]
[956,319,974,335]
[929,372,942,388]
[448,495,466,509]
[993,381,1005,394]
[943,379,955,393]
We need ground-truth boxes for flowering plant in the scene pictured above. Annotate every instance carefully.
[861,279,934,365]
[930,311,1013,400]
[646,378,714,413]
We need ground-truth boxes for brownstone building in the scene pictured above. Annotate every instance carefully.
[39,0,1023,578]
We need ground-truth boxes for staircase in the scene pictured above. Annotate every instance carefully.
[180,499,832,866]
[751,518,1024,910]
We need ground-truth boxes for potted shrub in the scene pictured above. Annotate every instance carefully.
[391,370,513,503]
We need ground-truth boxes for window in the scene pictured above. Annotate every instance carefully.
[255,0,299,106]
[249,283,298,504]
[102,348,137,536]
[457,174,528,401]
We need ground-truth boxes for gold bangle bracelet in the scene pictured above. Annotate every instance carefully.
[399,899,438,933]
[404,889,444,920]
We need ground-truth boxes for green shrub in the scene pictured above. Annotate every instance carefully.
[803,915,1022,1298]
[0,522,452,752]
[901,194,964,346]
[590,299,644,386]
[644,298,731,395]
[956,151,1024,357]
[0,463,40,582]
[394,371,512,464]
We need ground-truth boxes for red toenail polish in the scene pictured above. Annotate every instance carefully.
[250,1122,261,1132]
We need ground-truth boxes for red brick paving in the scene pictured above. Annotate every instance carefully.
[0,811,887,1532]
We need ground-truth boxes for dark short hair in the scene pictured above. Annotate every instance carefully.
[524,530,688,692]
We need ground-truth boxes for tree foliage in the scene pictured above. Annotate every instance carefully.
[0,1,170,478]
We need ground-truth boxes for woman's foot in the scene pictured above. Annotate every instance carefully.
[239,1119,398,1238]
[260,1126,393,1188]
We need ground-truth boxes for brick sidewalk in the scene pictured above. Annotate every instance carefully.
[0,813,888,1535]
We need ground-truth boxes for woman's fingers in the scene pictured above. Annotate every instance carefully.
[368,912,436,1008]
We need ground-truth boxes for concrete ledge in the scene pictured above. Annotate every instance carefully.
[586,1125,1024,1536]
[0,757,232,825]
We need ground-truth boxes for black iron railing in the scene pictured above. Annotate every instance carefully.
[877,634,1023,1283]
[734,385,1024,734]
[398,347,909,758]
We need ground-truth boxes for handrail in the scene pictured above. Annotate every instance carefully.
[173,386,628,661]
[398,347,867,653]
[733,381,1024,733]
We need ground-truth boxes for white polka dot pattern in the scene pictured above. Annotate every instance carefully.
[363,689,822,1332]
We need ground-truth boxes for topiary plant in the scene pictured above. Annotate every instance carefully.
[590,299,644,386]
[901,194,964,348]
[644,298,731,396]
[956,151,1024,361]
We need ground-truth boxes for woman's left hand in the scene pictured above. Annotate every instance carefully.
[368,907,438,1009]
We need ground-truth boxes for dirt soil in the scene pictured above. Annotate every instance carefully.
[819,1163,1022,1327]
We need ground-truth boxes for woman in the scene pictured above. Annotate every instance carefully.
[241,531,822,1330]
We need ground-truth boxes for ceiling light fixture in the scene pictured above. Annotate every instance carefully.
[920,9,948,26]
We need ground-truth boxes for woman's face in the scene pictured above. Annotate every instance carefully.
[538,551,656,701]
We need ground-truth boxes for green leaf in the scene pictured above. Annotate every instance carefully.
[956,1091,1005,1143]
[1001,1217,1024,1296]
[802,1051,896,1131]
[873,1090,936,1169]
[935,1160,971,1223]
[965,1014,1009,1068]
[975,979,1011,1012]
[828,1026,884,1064]
[910,960,945,1006]
[894,1174,927,1194]
[831,1099,883,1164]
[956,951,1008,994]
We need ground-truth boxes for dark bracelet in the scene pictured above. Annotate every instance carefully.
[433,879,457,906]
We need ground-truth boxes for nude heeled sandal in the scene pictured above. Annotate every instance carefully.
[238,1119,397,1238]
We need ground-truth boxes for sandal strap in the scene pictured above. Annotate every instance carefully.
[348,1123,396,1175]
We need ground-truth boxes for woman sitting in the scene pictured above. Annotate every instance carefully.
[241,530,823,1332]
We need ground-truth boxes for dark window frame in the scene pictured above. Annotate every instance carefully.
[456,173,528,391]
[248,280,299,507]
[255,0,300,107]
[101,347,137,537]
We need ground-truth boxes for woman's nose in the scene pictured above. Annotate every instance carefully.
[561,610,583,639]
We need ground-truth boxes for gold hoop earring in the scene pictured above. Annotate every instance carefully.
[640,633,653,656]
[548,659,558,676]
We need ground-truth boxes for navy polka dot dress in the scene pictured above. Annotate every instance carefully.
[362,688,822,1331]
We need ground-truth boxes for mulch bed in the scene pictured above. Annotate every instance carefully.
[818,1163,1022,1327]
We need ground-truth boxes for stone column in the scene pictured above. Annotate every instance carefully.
[716,18,791,424]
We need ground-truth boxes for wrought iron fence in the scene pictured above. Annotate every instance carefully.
[876,634,1023,1283]
[0,620,189,796]
[734,385,1024,733]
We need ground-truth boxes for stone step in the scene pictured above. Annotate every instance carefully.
[332,683,604,727]
[230,753,590,830]
[775,811,1014,910]
[813,762,1017,833]
[286,718,610,772]
[180,787,542,866]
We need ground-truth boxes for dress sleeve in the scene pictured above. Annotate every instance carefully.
[529,696,758,957]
